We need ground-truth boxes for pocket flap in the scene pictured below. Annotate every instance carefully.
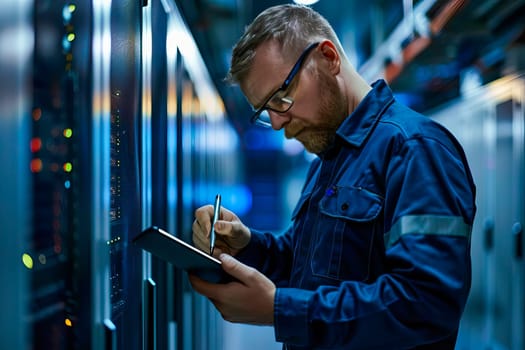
[319,186,383,221]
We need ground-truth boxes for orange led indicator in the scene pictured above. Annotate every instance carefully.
[30,159,43,173]
[32,108,42,121]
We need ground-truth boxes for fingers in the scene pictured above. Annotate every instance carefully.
[192,204,249,255]
[193,204,215,236]
[217,220,251,253]
[192,204,216,251]
[189,255,248,293]
[194,205,235,235]
[213,219,233,237]
[217,206,236,222]
[214,213,244,237]
[192,219,208,252]
[219,254,255,282]
[192,232,208,253]
[194,205,230,240]
[214,254,275,325]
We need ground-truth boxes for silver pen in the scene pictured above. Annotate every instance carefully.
[210,194,221,255]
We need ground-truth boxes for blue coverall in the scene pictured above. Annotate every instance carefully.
[237,80,476,349]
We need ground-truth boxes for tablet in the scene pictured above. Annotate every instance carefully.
[133,226,231,283]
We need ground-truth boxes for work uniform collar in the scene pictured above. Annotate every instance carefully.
[336,79,395,148]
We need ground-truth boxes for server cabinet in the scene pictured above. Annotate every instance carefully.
[2,0,146,348]
[142,1,240,349]
[27,1,97,348]
[430,75,525,350]
[108,0,144,348]
[0,0,122,348]
[2,0,237,348]
[149,1,232,349]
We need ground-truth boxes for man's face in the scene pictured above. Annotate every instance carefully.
[241,40,347,154]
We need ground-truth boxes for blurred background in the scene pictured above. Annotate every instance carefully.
[0,0,523,349]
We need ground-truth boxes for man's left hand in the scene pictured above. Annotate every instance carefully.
[189,254,276,325]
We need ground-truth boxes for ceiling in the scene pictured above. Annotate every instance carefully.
[175,0,525,132]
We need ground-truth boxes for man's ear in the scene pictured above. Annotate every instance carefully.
[318,40,341,75]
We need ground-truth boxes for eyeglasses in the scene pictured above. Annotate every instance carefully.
[250,42,320,128]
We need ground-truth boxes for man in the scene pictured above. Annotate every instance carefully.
[190,4,476,349]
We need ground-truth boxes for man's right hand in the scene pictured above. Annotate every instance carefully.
[192,205,251,257]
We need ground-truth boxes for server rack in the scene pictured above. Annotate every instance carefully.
[27,1,96,348]
[1,0,238,349]
[107,0,144,348]
[0,0,114,348]
[430,75,525,350]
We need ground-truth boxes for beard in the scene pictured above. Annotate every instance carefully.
[286,71,347,154]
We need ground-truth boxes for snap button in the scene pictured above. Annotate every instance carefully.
[341,203,349,211]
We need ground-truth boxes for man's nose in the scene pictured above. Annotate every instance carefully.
[268,110,291,130]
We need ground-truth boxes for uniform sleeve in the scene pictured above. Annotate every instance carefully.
[274,134,476,348]
[236,228,294,287]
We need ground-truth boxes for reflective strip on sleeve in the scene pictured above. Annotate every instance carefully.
[384,215,472,249]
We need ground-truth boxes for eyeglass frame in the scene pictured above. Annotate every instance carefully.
[250,42,320,127]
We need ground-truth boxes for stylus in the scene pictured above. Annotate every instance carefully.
[210,194,221,255]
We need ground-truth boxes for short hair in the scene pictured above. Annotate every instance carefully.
[225,4,345,85]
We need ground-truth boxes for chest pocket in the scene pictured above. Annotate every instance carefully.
[313,186,383,281]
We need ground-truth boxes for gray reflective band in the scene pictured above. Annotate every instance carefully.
[384,215,472,249]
